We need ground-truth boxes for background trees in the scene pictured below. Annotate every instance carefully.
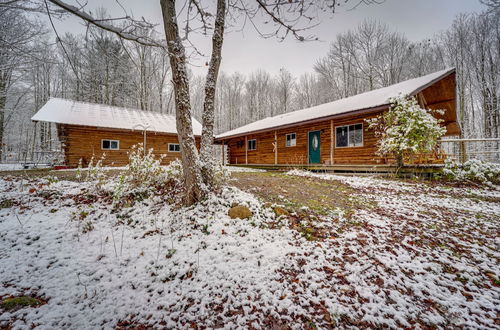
[0,3,498,171]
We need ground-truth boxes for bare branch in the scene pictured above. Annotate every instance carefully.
[46,0,165,49]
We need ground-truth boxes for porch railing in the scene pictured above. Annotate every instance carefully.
[438,138,500,164]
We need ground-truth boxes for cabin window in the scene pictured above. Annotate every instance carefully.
[286,133,296,147]
[168,143,180,152]
[248,139,256,151]
[336,124,363,148]
[101,139,119,150]
[237,140,244,149]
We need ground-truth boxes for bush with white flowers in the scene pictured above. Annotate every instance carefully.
[443,158,500,184]
[76,155,107,191]
[366,95,447,167]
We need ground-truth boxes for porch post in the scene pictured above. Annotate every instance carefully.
[221,141,225,165]
[274,130,277,165]
[330,119,334,165]
[245,136,248,165]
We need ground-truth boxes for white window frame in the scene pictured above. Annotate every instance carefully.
[168,143,181,152]
[248,139,257,151]
[286,133,297,147]
[335,123,364,148]
[101,139,120,150]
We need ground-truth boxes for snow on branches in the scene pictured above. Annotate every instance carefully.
[366,95,446,167]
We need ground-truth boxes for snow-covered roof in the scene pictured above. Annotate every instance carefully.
[216,68,455,139]
[31,98,202,136]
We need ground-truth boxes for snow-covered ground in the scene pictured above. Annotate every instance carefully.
[1,164,263,173]
[223,165,266,173]
[0,164,51,171]
[0,172,499,328]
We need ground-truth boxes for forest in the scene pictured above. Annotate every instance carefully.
[0,3,498,162]
[0,2,499,328]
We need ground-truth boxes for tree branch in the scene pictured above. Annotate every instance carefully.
[46,0,165,49]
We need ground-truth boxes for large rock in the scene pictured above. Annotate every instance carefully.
[228,205,253,219]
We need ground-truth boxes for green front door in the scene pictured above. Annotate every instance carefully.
[308,130,321,164]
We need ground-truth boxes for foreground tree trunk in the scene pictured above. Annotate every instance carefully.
[0,76,7,161]
[200,0,226,187]
[160,0,203,205]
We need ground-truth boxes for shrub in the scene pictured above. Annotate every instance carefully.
[212,163,230,191]
[366,95,447,167]
[125,144,167,188]
[76,155,107,191]
[443,159,500,184]
[112,144,183,206]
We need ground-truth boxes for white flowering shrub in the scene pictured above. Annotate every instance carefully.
[366,95,447,167]
[212,163,230,190]
[112,144,185,206]
[76,155,107,191]
[443,159,500,184]
[125,144,167,188]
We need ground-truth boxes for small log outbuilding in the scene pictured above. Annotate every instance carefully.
[31,98,202,167]
[215,68,460,166]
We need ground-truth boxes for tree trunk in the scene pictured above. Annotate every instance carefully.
[200,0,226,188]
[160,0,203,205]
[395,153,404,169]
[0,94,5,161]
[0,74,10,162]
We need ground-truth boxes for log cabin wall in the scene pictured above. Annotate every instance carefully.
[221,71,458,166]
[331,111,386,164]
[225,110,389,165]
[59,124,200,167]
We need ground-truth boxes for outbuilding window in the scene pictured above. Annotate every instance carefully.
[336,124,363,148]
[168,143,180,152]
[286,133,296,147]
[248,139,256,151]
[102,139,119,150]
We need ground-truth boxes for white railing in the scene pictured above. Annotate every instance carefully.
[438,138,500,164]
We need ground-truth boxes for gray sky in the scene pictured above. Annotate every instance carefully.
[51,0,486,77]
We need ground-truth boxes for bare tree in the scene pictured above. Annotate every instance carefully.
[274,68,295,115]
[200,0,226,189]
[15,0,372,205]
[0,6,43,160]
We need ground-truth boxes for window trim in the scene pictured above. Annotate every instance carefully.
[168,143,181,152]
[101,139,120,150]
[285,133,297,147]
[248,139,257,151]
[335,123,364,148]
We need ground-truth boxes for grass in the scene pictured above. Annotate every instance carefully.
[0,199,14,208]
[230,172,376,218]
[0,296,44,311]
[230,171,380,241]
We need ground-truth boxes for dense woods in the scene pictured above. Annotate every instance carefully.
[0,4,498,163]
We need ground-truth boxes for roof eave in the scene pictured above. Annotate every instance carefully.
[215,68,457,142]
[214,104,389,141]
[31,120,201,136]
[409,68,456,96]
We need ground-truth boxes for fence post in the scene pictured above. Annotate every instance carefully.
[459,134,467,163]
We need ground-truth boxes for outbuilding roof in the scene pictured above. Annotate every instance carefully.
[31,98,202,136]
[216,68,456,140]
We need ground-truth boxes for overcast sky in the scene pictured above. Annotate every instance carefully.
[51,0,486,77]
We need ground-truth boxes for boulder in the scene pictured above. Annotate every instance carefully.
[228,205,253,219]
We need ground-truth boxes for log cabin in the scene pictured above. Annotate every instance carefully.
[31,98,202,167]
[215,68,460,167]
